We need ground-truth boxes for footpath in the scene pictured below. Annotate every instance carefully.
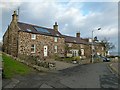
[109,63,119,76]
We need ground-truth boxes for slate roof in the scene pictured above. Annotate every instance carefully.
[17,22,63,37]
[17,22,89,44]
[63,35,89,45]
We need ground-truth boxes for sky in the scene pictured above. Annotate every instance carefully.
[0,0,119,53]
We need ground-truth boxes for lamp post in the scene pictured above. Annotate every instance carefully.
[91,27,101,63]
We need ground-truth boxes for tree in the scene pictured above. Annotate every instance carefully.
[101,38,115,55]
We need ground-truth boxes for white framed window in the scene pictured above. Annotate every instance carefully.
[54,37,58,42]
[68,43,72,47]
[89,39,92,42]
[92,46,95,49]
[31,34,36,40]
[54,46,57,53]
[31,44,35,53]
[81,45,84,48]
[102,47,104,50]
[71,49,79,56]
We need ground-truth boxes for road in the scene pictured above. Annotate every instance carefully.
[2,62,119,88]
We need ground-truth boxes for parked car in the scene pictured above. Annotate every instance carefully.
[102,57,110,62]
[95,55,110,62]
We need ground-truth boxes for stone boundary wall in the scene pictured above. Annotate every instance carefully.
[110,58,119,63]
[78,59,91,65]
[2,53,56,72]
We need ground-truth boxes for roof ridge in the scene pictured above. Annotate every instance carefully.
[18,21,53,30]
[64,35,84,39]
[63,35,76,38]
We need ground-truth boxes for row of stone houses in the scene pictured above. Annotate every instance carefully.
[3,11,105,60]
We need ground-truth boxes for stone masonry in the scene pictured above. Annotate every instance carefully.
[18,31,65,59]
[3,11,106,61]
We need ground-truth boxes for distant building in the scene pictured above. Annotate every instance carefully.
[64,33,91,58]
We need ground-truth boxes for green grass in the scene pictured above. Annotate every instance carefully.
[2,53,33,78]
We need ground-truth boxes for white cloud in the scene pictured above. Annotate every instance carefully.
[95,26,118,38]
[0,0,22,11]
[69,0,119,2]
[1,1,118,51]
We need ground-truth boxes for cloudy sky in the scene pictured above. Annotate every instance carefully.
[0,0,118,53]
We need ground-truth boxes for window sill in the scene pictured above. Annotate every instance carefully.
[31,52,35,53]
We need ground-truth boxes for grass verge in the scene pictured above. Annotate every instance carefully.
[2,53,33,79]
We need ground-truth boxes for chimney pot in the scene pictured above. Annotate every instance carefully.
[76,32,80,38]
[53,22,58,31]
[12,10,18,22]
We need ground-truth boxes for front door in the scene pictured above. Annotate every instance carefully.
[44,46,48,57]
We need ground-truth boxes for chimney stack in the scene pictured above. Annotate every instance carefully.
[12,10,18,22]
[76,32,80,38]
[53,22,58,31]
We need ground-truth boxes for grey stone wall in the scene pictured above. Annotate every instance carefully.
[3,21,19,57]
[18,31,65,60]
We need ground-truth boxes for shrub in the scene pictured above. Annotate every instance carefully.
[53,54,61,60]
[18,54,38,65]
[63,57,74,63]
[94,57,101,63]
[73,56,80,61]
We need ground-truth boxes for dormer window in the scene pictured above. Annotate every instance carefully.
[27,29,32,32]
[56,34,59,36]
[31,34,36,40]
[54,37,58,42]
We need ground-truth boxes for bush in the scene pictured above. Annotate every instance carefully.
[73,56,80,61]
[94,57,101,63]
[53,54,61,60]
[18,54,38,65]
[62,57,73,63]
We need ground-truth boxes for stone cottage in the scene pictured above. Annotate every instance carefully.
[3,11,105,60]
[3,11,65,60]
[64,33,91,59]
[83,38,105,57]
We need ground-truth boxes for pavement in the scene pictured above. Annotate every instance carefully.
[54,60,77,70]
[2,62,119,89]
[109,63,119,76]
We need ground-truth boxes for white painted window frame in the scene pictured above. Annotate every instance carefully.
[31,44,36,53]
[31,34,36,40]
[54,46,57,53]
[54,37,58,42]
[68,43,72,47]
[102,47,104,50]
